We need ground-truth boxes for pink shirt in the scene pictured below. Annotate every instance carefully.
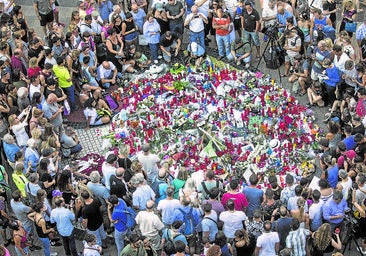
[221,192,248,211]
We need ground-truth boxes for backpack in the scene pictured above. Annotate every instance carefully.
[163,229,182,255]
[293,27,305,55]
[122,206,137,230]
[96,42,107,63]
[201,180,220,200]
[105,94,119,110]
[151,178,166,199]
[178,207,196,236]
[24,183,37,206]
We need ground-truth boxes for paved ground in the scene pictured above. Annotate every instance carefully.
[5,0,363,255]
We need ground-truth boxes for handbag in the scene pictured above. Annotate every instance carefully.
[138,34,148,46]
[64,100,71,116]
[345,22,357,32]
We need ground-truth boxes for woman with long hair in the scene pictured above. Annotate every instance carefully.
[233,229,255,255]
[68,11,81,33]
[312,223,342,256]
[57,169,77,205]
[27,202,60,256]
[290,198,309,228]
[172,167,188,199]
[117,144,133,182]
[9,220,29,256]
[340,0,357,37]
[66,49,81,92]
[37,159,56,201]
[8,112,30,148]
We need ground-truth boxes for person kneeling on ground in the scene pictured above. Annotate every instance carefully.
[160,31,182,63]
[230,37,251,67]
[187,42,205,66]
[307,81,325,108]
[97,61,121,89]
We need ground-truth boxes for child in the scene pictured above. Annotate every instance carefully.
[202,237,212,256]
[135,51,151,69]
[83,234,102,256]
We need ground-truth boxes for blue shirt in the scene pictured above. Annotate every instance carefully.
[50,207,75,236]
[322,199,349,224]
[242,187,263,218]
[3,142,20,162]
[130,9,146,31]
[98,0,113,21]
[111,199,128,232]
[143,19,161,44]
[87,182,110,199]
[327,165,339,188]
[173,205,201,228]
[343,136,357,150]
[79,52,96,67]
[132,185,155,210]
[324,66,341,87]
[201,211,218,242]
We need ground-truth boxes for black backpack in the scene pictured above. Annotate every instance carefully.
[163,229,183,255]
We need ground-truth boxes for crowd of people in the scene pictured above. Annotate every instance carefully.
[0,0,365,255]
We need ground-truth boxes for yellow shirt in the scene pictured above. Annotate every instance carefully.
[52,65,72,88]
[12,173,28,197]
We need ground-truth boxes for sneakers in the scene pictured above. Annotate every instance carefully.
[50,241,62,246]
[50,253,58,256]
[154,60,158,64]
[236,60,241,66]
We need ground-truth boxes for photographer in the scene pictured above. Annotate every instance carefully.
[50,196,78,256]
[323,190,350,231]
[282,29,301,77]
[307,81,325,107]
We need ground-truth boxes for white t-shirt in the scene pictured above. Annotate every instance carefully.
[262,6,277,27]
[197,0,210,17]
[340,177,352,200]
[219,210,247,239]
[29,84,42,102]
[98,62,116,80]
[102,162,116,190]
[256,232,280,256]
[137,153,160,181]
[157,198,181,225]
[84,108,98,126]
[0,0,13,14]
[11,121,29,147]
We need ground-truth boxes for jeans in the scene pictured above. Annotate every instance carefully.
[15,247,29,256]
[70,143,82,155]
[115,229,128,256]
[61,232,78,256]
[190,30,205,51]
[88,224,106,246]
[39,237,51,256]
[169,22,183,35]
[62,86,76,111]
[149,43,159,61]
[101,72,122,89]
[215,34,230,58]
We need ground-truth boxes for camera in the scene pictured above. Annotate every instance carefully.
[262,24,279,40]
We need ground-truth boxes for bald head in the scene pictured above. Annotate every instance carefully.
[47,93,58,103]
[131,3,138,11]
[146,200,155,210]
[115,168,125,178]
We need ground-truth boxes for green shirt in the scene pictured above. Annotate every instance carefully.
[172,179,186,199]
[230,40,251,56]
[52,65,72,88]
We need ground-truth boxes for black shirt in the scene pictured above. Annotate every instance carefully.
[323,1,337,24]
[117,157,133,182]
[356,141,366,161]
[160,31,179,48]
[28,45,45,69]
[242,8,260,32]
[352,124,365,136]
[82,198,103,231]
[110,175,127,199]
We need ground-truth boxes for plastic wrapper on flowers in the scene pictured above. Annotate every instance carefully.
[94,56,321,180]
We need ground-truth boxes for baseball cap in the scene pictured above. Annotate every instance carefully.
[42,147,56,157]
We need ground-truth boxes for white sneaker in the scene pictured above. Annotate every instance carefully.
[50,253,58,256]
[158,55,163,59]
[154,60,158,64]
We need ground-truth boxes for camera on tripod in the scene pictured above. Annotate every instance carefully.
[262,24,279,40]
[344,209,358,234]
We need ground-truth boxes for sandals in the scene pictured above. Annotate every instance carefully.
[281,74,289,77]
[300,91,307,96]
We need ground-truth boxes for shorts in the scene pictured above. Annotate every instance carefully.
[243,30,260,47]
[91,116,103,126]
[122,64,132,72]
[285,55,298,63]
[39,11,54,27]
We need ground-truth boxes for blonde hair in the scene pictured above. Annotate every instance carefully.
[343,0,354,10]
[8,114,17,127]
[31,128,42,140]
[29,57,38,68]
[314,223,332,251]
[324,38,333,49]
[297,198,306,221]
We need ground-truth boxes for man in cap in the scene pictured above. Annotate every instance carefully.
[137,143,160,184]
[91,11,103,35]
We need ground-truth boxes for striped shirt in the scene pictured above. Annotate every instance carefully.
[285,228,310,256]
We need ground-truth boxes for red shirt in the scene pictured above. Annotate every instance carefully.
[212,16,230,36]
[356,98,366,118]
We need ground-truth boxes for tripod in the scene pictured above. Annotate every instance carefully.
[342,227,363,256]
[256,34,284,83]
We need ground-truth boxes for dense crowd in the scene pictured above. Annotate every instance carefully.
[0,0,365,255]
